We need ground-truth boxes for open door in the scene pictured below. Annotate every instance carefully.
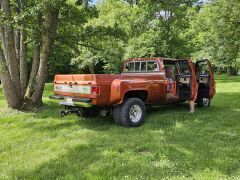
[163,60,178,99]
[177,59,198,101]
[196,59,216,100]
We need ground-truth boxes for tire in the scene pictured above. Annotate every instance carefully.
[197,97,211,107]
[77,107,100,117]
[113,98,146,127]
[113,105,123,125]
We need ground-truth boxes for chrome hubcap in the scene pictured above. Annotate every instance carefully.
[203,98,210,106]
[129,105,142,123]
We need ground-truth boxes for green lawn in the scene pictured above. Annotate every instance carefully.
[0,75,240,179]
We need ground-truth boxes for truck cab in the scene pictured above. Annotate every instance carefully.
[50,57,215,127]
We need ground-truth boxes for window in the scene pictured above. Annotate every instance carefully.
[147,61,158,71]
[164,63,177,81]
[179,61,191,75]
[135,62,140,71]
[141,62,147,71]
[124,62,134,72]
[123,60,158,72]
[197,61,209,75]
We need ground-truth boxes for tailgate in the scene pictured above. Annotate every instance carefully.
[53,74,96,96]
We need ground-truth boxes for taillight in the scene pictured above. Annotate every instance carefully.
[91,86,100,95]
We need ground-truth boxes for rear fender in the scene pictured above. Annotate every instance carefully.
[110,79,149,105]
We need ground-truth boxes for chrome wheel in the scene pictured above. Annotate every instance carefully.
[203,98,210,107]
[129,105,142,123]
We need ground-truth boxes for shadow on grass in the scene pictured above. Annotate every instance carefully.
[24,92,239,132]
[14,143,103,179]
[13,92,240,178]
[23,100,115,132]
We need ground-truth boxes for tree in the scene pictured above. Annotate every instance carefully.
[47,0,97,80]
[71,0,128,74]
[190,0,240,75]
[125,0,197,59]
[0,0,65,109]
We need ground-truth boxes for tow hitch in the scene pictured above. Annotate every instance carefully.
[59,106,109,118]
[60,110,78,117]
[60,106,79,117]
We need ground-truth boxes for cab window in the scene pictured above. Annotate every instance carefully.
[179,61,191,75]
[135,62,141,71]
[147,61,158,71]
[124,62,134,72]
[141,62,147,71]
[124,60,158,72]
[197,61,209,75]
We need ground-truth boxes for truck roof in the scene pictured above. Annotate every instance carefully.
[126,57,192,63]
[126,57,177,62]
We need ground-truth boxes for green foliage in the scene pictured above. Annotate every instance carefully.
[47,0,97,79]
[70,0,198,73]
[190,0,240,72]
[70,0,128,74]
[125,0,197,58]
[42,0,240,76]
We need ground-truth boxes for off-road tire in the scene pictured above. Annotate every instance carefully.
[113,105,123,125]
[113,98,146,127]
[197,97,211,107]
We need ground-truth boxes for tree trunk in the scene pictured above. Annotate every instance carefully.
[0,48,21,108]
[19,29,28,96]
[31,9,59,105]
[14,0,20,63]
[217,66,221,75]
[15,30,20,63]
[0,0,62,110]
[1,0,21,97]
[24,14,42,100]
[24,45,40,99]
[0,27,6,50]
[227,66,238,76]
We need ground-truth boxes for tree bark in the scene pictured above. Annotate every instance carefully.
[24,45,40,99]
[227,66,238,76]
[24,14,42,100]
[15,30,20,63]
[32,9,59,105]
[1,0,62,110]
[216,66,221,75]
[19,29,28,96]
[0,47,21,108]
[14,0,21,67]
[0,27,6,56]
[1,0,21,97]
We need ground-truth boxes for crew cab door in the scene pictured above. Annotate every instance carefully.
[177,60,198,100]
[196,59,216,99]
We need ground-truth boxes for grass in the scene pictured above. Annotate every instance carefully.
[0,74,240,179]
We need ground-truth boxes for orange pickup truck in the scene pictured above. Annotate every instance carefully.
[50,57,215,127]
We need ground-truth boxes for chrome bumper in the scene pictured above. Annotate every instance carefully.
[49,95,92,107]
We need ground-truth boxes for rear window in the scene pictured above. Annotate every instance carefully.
[123,61,158,72]
[135,62,141,71]
[141,62,147,71]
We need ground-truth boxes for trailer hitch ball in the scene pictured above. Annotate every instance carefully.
[60,110,67,117]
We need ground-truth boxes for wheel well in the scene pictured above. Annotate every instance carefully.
[124,90,148,102]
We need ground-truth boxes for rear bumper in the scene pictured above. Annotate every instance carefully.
[49,95,92,107]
